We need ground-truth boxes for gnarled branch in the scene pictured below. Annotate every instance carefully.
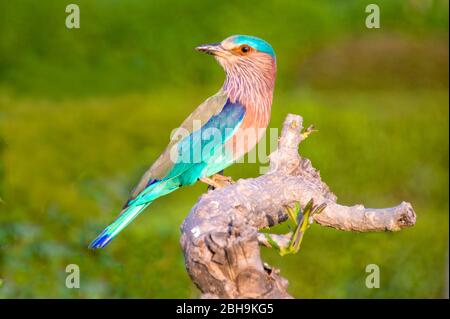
[180,114,416,299]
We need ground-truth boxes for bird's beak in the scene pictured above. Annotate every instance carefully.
[195,43,226,56]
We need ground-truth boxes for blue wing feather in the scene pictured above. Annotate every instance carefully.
[128,98,245,204]
[90,98,246,248]
[164,98,245,185]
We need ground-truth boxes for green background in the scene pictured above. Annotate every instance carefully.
[0,0,448,298]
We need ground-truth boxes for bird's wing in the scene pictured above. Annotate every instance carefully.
[128,91,243,200]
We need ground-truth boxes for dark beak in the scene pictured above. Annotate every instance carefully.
[195,42,225,55]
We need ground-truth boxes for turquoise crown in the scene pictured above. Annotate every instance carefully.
[231,35,275,58]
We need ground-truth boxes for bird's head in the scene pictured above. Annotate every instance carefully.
[196,35,276,106]
[196,35,276,75]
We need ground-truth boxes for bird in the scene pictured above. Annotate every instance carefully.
[89,35,277,249]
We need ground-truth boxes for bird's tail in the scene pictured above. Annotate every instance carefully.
[89,179,178,249]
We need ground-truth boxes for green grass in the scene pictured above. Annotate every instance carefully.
[0,88,447,298]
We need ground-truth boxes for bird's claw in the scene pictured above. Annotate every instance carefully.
[211,173,234,185]
[200,174,234,189]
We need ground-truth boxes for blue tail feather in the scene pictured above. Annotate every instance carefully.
[89,233,113,249]
[89,179,180,249]
[89,202,150,249]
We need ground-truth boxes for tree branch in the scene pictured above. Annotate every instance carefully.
[180,114,416,299]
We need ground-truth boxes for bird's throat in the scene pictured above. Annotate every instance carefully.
[222,59,276,128]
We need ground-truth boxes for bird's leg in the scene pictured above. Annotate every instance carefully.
[258,199,326,256]
[200,170,235,190]
[211,173,234,185]
[199,177,223,190]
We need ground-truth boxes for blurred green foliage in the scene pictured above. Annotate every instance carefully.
[0,0,448,96]
[0,0,448,298]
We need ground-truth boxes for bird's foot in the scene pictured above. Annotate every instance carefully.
[211,173,234,185]
[200,174,234,189]
[259,199,326,256]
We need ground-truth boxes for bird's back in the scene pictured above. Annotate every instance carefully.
[128,91,232,200]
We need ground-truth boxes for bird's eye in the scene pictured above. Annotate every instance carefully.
[240,45,251,53]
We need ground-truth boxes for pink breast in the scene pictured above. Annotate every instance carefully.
[226,109,270,161]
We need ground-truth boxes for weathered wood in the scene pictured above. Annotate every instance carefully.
[180,114,416,299]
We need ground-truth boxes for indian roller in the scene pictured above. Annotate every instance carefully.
[89,35,277,249]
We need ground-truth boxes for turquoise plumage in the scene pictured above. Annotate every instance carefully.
[90,35,277,249]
